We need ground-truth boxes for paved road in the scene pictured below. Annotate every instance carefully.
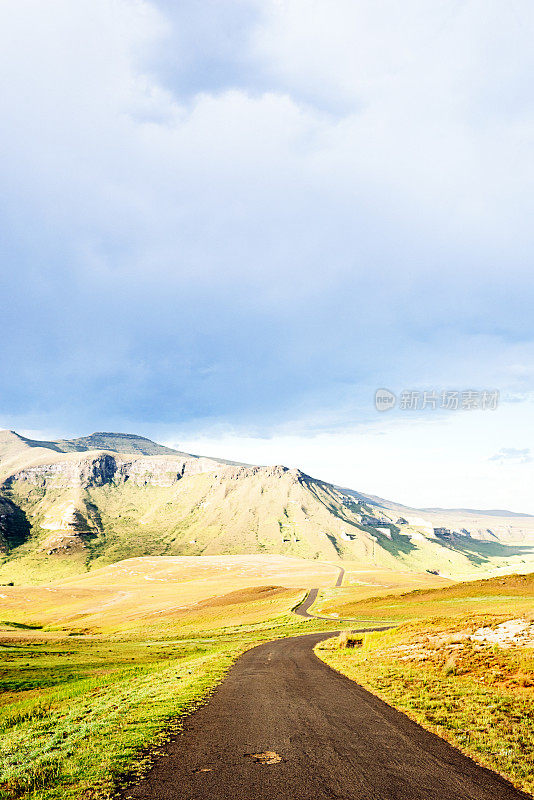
[293,586,321,618]
[119,631,531,800]
[294,567,367,622]
[335,565,345,587]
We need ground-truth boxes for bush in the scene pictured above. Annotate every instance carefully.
[338,631,362,649]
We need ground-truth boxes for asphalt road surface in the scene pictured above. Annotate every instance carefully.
[292,586,370,623]
[335,565,345,587]
[294,567,359,621]
[119,631,531,800]
[293,586,321,618]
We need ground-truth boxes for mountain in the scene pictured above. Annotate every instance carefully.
[0,429,533,583]
[337,485,534,545]
[0,429,235,466]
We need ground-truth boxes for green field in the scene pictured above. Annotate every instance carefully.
[0,555,349,800]
[0,609,342,800]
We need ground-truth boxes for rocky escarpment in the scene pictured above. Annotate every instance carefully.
[1,452,225,490]
[0,456,315,561]
[200,464,307,483]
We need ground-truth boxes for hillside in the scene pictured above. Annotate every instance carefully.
[315,569,534,623]
[0,430,534,582]
[339,485,534,544]
[0,429,238,475]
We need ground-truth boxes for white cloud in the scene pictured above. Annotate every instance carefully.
[2,0,533,283]
[251,0,534,243]
[490,447,532,464]
[0,0,534,514]
[173,398,534,513]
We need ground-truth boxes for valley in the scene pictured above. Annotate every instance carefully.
[1,430,534,799]
[2,557,533,799]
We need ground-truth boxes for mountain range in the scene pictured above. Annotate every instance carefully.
[1,429,533,583]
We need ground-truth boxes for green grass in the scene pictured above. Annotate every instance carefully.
[0,638,235,800]
[3,562,533,798]
[316,619,534,795]
[0,611,339,800]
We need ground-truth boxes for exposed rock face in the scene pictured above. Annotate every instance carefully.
[2,453,225,490]
[40,529,89,556]
[116,455,224,486]
[2,456,112,489]
[40,502,93,533]
[204,464,302,483]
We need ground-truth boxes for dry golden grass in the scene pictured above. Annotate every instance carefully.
[310,566,451,617]
[316,570,534,622]
[317,614,534,795]
[0,554,340,635]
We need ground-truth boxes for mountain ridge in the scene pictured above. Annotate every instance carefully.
[1,429,533,584]
[0,429,247,463]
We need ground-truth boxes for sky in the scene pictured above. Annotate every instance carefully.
[1,0,534,511]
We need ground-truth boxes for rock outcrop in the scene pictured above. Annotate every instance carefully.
[2,452,225,490]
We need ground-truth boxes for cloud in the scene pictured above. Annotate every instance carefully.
[489,448,533,464]
[174,400,534,513]
[0,0,533,439]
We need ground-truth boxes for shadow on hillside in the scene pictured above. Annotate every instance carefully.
[370,526,417,557]
[330,506,418,558]
[0,497,31,548]
[448,537,534,566]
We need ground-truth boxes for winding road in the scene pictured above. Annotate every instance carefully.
[294,566,364,622]
[119,578,532,800]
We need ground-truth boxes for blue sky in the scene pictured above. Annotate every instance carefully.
[1,0,534,510]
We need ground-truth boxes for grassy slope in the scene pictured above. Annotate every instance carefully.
[1,635,240,800]
[315,571,534,622]
[0,472,388,581]
[316,572,534,795]
[2,427,534,584]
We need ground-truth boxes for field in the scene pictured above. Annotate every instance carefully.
[313,570,534,621]
[0,555,343,636]
[316,572,534,795]
[0,555,350,800]
[316,565,453,609]
[3,556,533,799]
[3,615,352,800]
